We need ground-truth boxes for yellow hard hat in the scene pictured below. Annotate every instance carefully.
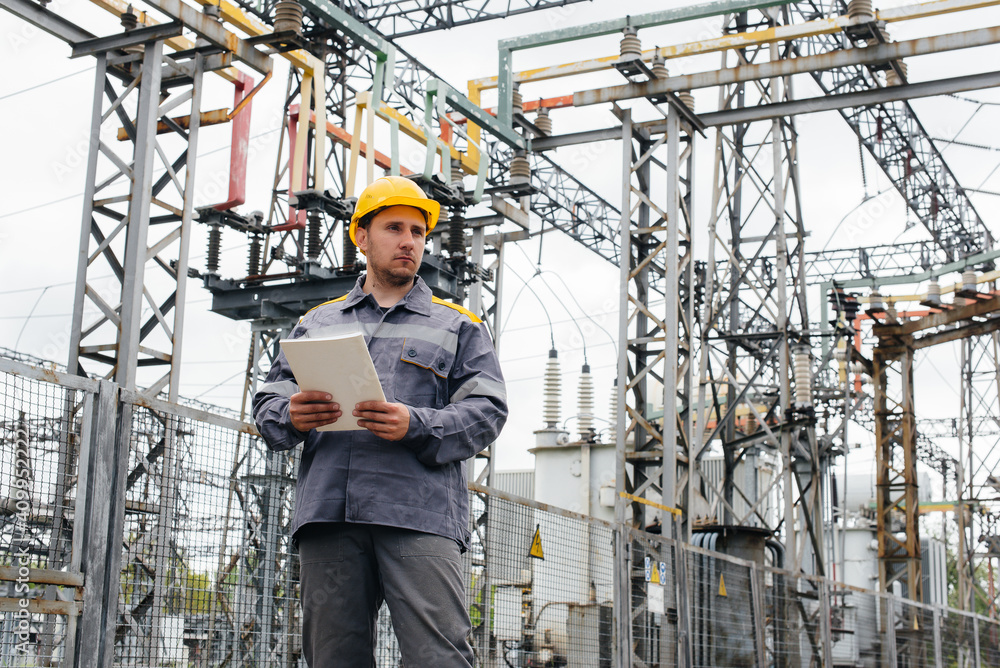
[349,176,440,248]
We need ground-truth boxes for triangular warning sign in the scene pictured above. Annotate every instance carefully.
[529,525,545,560]
[651,564,661,585]
[718,573,728,597]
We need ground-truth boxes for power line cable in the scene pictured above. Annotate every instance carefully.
[14,286,50,349]
[524,249,619,361]
[518,246,616,359]
[514,243,589,362]
[500,264,556,348]
[193,369,247,400]
[0,128,281,220]
[949,93,1000,106]
[0,67,93,102]
[0,280,76,295]
[0,192,82,220]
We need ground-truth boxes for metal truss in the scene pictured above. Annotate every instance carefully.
[66,32,204,398]
[804,242,954,285]
[958,333,1000,616]
[613,101,696,668]
[870,342,926,663]
[786,0,992,261]
[694,9,823,581]
[230,0,595,39]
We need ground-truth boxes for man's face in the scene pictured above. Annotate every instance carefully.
[356,205,427,287]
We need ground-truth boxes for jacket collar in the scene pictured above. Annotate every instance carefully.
[342,274,432,317]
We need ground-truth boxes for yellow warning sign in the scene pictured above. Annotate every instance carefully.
[718,573,728,597]
[529,525,545,560]
[651,565,661,585]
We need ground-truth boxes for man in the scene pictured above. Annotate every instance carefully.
[253,176,507,667]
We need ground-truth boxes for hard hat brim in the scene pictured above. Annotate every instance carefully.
[349,197,440,250]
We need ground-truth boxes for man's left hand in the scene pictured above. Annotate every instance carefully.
[354,401,411,441]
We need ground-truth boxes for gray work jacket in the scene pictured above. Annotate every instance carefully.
[252,276,507,548]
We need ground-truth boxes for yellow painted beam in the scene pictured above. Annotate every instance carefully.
[858,269,1000,303]
[469,0,1000,91]
[369,100,477,173]
[89,0,241,82]
[90,0,316,75]
[191,0,313,72]
[115,108,230,140]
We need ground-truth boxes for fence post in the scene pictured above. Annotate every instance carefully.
[674,539,692,668]
[933,607,943,668]
[819,580,833,668]
[882,594,898,668]
[613,527,632,668]
[750,566,766,668]
[75,381,129,668]
[972,614,981,668]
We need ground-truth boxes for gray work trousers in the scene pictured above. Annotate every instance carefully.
[297,522,475,668]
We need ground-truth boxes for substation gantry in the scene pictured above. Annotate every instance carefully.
[5,0,1000,663]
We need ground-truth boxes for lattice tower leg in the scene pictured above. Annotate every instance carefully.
[613,102,695,667]
[873,344,924,664]
[959,333,1000,615]
[696,10,813,564]
[68,42,202,400]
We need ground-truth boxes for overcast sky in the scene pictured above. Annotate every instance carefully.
[2,1,1000,475]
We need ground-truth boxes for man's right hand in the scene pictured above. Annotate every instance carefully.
[289,391,342,432]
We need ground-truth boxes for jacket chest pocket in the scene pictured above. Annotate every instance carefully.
[397,338,454,408]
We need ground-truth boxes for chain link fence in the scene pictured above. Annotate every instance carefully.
[1,357,999,667]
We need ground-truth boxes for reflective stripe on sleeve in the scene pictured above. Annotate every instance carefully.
[450,377,506,404]
[258,380,300,398]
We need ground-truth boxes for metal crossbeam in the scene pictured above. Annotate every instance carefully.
[785,2,992,260]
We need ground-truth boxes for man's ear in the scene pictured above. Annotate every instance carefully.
[355,226,368,253]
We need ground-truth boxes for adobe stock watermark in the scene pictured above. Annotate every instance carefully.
[836,187,899,249]
[5,0,68,53]
[11,417,33,656]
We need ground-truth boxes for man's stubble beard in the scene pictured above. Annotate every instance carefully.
[369,260,420,289]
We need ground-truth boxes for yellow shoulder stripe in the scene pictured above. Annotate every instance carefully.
[431,296,482,323]
[302,294,349,319]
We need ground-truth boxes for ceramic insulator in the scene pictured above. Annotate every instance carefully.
[651,55,669,79]
[847,0,874,22]
[543,349,561,428]
[343,224,357,269]
[885,61,908,87]
[926,279,941,304]
[273,0,304,34]
[535,107,552,136]
[510,153,531,185]
[248,235,262,277]
[306,210,323,260]
[963,268,977,292]
[793,350,812,407]
[620,27,641,60]
[608,378,618,431]
[869,290,883,311]
[206,225,222,274]
[577,364,594,441]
